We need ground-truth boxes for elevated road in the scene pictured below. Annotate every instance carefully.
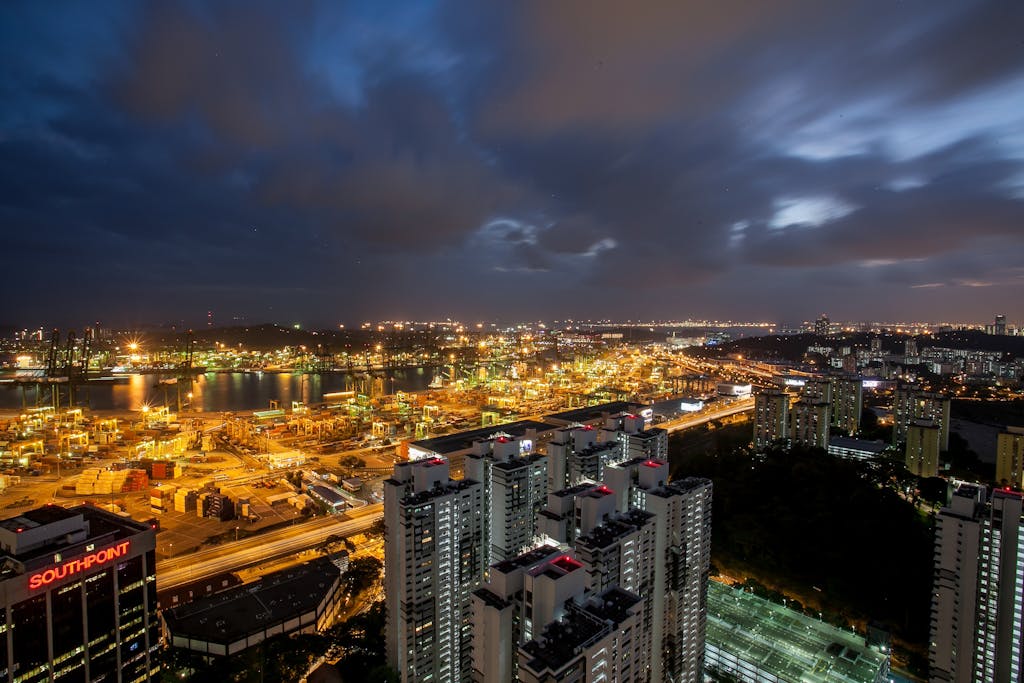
[662,397,755,434]
[156,503,382,591]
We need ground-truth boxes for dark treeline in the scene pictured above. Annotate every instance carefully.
[670,441,933,644]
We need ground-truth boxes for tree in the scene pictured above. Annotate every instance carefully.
[341,557,383,596]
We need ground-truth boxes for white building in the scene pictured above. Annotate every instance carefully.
[384,457,486,683]
[464,434,548,565]
[930,485,1024,683]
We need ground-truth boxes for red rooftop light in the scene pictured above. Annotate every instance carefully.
[597,485,613,494]
[551,555,583,572]
[642,460,661,468]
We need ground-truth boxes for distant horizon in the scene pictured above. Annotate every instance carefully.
[1,315,1016,335]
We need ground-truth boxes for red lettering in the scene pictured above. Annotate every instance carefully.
[27,539,132,590]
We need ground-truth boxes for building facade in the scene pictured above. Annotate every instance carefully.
[0,505,160,683]
[995,427,1024,489]
[753,388,789,450]
[905,419,941,478]
[893,386,950,450]
[385,458,486,683]
[930,485,1024,683]
[790,400,830,449]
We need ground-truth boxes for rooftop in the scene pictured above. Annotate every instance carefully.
[520,586,638,674]
[576,510,654,551]
[828,437,887,454]
[706,581,888,683]
[411,420,552,455]
[163,557,340,646]
[0,505,79,533]
[544,401,642,426]
[492,544,560,575]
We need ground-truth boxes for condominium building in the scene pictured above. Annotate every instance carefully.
[893,385,950,449]
[384,457,486,683]
[753,388,789,449]
[464,434,547,565]
[642,477,714,683]
[469,545,570,683]
[790,400,831,449]
[545,425,624,490]
[517,586,645,683]
[0,505,160,682]
[930,485,1024,683]
[905,419,941,478]
[828,375,863,435]
[995,427,1024,489]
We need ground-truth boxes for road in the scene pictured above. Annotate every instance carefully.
[156,503,382,590]
[662,397,755,433]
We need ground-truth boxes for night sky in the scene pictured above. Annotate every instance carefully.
[3,2,1023,328]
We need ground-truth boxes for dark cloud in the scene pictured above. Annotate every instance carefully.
[1,0,1023,326]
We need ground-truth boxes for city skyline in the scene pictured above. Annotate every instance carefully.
[2,2,1023,326]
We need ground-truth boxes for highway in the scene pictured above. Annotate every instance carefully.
[156,503,382,590]
[662,396,755,434]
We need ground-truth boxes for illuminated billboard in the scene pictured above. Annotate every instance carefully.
[28,540,130,589]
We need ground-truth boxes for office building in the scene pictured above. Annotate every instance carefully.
[996,427,1024,489]
[0,504,160,682]
[385,457,485,683]
[930,485,1024,683]
[464,434,547,565]
[893,386,950,450]
[790,400,830,449]
[753,388,789,449]
[905,419,941,478]
[814,314,831,337]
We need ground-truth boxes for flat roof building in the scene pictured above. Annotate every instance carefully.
[828,437,888,461]
[162,557,342,657]
[706,580,889,683]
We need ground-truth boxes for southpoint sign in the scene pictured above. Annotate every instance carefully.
[28,541,131,589]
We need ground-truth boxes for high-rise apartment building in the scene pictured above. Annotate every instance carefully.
[790,400,830,449]
[517,585,645,683]
[753,388,789,449]
[996,427,1024,489]
[545,425,624,490]
[893,385,950,449]
[828,375,863,434]
[385,457,486,683]
[906,419,941,478]
[464,435,547,565]
[470,545,563,683]
[814,314,831,336]
[0,505,160,682]
[930,485,1024,683]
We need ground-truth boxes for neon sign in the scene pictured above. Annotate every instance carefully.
[28,541,130,589]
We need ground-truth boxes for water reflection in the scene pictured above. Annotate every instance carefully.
[0,369,434,413]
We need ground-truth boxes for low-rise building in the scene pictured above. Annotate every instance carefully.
[162,557,342,657]
[705,581,889,683]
